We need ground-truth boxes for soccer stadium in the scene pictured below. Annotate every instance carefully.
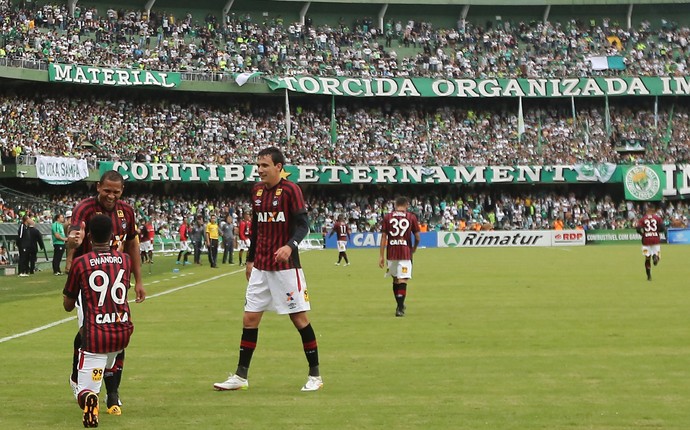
[2,0,690,428]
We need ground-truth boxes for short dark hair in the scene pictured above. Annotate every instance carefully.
[258,146,286,167]
[99,170,125,185]
[395,196,409,207]
[89,214,113,244]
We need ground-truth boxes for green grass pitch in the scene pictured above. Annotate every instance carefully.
[1,245,689,429]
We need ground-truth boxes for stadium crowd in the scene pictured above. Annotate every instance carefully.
[1,188,689,239]
[1,3,689,79]
[1,89,689,166]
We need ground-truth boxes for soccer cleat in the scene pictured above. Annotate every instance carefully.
[213,374,248,391]
[334,262,340,266]
[647,274,652,281]
[19,273,29,277]
[395,305,406,317]
[653,255,659,266]
[301,375,323,392]
[70,377,78,399]
[176,261,181,265]
[82,392,99,428]
[107,405,121,416]
[345,263,350,266]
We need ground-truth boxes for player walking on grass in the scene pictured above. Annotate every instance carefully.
[636,203,665,281]
[66,170,145,416]
[329,214,351,266]
[237,212,252,266]
[214,146,323,392]
[379,196,421,317]
[63,215,135,428]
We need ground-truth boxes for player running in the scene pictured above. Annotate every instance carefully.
[636,203,665,281]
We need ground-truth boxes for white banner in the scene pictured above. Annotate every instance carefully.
[438,230,585,248]
[35,155,89,185]
[551,230,586,246]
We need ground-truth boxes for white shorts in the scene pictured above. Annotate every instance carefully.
[179,240,191,252]
[76,349,122,398]
[386,260,413,279]
[140,241,153,252]
[642,244,661,257]
[336,240,347,252]
[238,239,250,251]
[245,268,311,314]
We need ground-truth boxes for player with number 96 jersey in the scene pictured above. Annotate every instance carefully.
[64,249,134,354]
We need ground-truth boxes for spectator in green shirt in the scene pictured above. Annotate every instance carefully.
[51,213,67,275]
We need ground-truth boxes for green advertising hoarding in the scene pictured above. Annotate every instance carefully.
[48,64,180,88]
[265,76,690,98]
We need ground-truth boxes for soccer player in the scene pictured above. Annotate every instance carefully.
[66,170,145,415]
[636,203,665,281]
[176,218,192,265]
[63,214,135,428]
[379,196,421,317]
[214,146,323,392]
[329,214,351,266]
[138,222,151,264]
[237,212,252,266]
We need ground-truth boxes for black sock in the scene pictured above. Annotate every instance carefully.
[298,324,320,376]
[104,350,125,407]
[236,328,258,378]
[343,254,349,264]
[394,282,407,308]
[71,332,81,382]
[177,251,183,261]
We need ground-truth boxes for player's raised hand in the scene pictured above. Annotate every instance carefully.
[68,221,86,247]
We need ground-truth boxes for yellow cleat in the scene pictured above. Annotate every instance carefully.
[107,405,122,416]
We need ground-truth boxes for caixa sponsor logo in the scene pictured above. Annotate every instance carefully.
[351,233,381,248]
[554,232,584,241]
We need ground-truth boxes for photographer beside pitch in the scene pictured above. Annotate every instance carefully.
[65,170,145,415]
[63,215,135,428]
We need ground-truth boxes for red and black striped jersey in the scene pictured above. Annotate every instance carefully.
[637,214,664,245]
[381,210,420,261]
[331,221,350,241]
[248,179,306,271]
[70,197,137,258]
[63,250,134,353]
[239,220,252,241]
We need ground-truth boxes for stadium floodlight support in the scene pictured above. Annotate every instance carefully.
[459,4,469,31]
[299,2,311,26]
[67,0,77,18]
[222,0,235,28]
[145,0,156,21]
[543,5,550,24]
[377,4,388,32]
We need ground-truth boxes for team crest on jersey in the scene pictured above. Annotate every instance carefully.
[275,188,283,196]
[254,199,262,206]
[121,221,127,230]
[272,199,279,206]
[117,210,124,218]
[256,189,263,197]
[304,289,310,302]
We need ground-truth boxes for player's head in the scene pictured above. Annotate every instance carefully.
[89,214,113,245]
[244,212,251,220]
[257,146,286,187]
[645,203,657,214]
[337,214,344,222]
[394,196,409,210]
[96,170,125,212]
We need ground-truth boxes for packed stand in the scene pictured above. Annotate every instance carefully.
[1,89,689,165]
[2,189,689,239]
[1,3,690,79]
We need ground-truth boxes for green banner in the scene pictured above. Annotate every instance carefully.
[100,161,625,184]
[586,229,667,244]
[98,162,690,198]
[265,76,690,98]
[48,64,180,88]
[585,229,642,244]
[623,165,664,201]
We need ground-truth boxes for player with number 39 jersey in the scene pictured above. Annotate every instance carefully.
[379,197,421,317]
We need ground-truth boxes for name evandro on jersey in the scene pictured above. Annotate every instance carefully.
[88,255,124,266]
